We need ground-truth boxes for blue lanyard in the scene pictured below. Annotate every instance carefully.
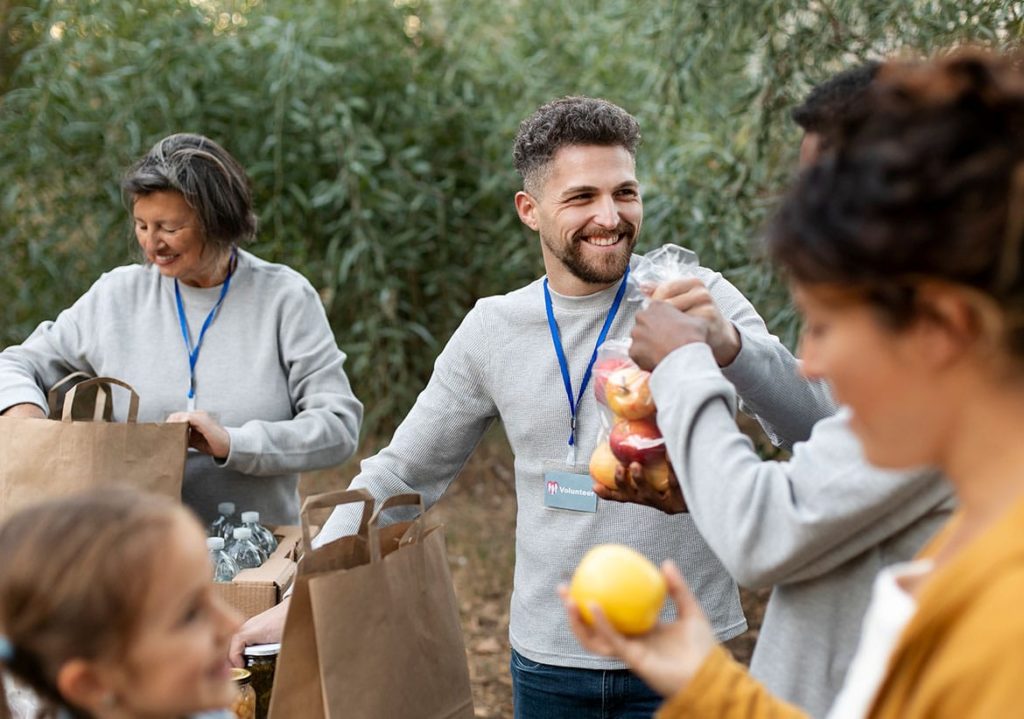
[174,250,236,406]
[544,265,630,459]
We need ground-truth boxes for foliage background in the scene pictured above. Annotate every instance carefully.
[2,0,1021,441]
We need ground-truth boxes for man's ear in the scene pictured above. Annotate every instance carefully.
[56,658,116,715]
[514,190,540,231]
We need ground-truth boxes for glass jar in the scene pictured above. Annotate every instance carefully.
[243,642,280,719]
[230,667,256,719]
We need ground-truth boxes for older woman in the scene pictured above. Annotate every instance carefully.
[563,50,1024,718]
[0,133,362,525]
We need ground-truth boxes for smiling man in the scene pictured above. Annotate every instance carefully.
[231,96,835,716]
[514,141,642,294]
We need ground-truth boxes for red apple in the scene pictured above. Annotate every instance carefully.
[589,441,624,490]
[609,418,666,465]
[593,358,633,406]
[605,367,656,420]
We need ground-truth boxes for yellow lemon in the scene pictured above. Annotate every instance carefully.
[569,544,667,635]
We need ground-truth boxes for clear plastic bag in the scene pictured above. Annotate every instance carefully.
[3,675,41,719]
[589,339,671,493]
[587,244,702,494]
[629,244,700,302]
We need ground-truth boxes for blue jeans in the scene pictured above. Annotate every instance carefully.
[510,648,663,719]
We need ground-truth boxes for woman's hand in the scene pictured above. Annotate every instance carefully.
[229,598,290,667]
[166,410,231,459]
[560,560,717,698]
[634,279,741,368]
[1,403,46,418]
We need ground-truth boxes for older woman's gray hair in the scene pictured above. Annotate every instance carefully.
[122,133,257,251]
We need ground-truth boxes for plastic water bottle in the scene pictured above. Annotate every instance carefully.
[228,527,266,569]
[210,501,236,542]
[241,511,278,557]
[207,536,239,582]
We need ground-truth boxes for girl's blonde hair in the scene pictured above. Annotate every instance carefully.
[0,490,198,719]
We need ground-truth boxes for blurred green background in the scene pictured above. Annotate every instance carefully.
[2,0,1021,441]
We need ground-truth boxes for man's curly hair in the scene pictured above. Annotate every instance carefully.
[513,96,641,193]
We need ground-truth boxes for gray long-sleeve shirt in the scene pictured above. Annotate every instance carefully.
[650,342,954,717]
[318,252,836,669]
[0,250,363,525]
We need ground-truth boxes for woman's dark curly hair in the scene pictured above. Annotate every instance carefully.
[766,50,1024,349]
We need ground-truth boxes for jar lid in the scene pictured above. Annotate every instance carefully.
[230,667,252,685]
[243,642,281,657]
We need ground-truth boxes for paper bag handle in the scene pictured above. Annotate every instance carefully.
[61,377,140,423]
[299,487,374,555]
[368,493,425,563]
[48,372,96,417]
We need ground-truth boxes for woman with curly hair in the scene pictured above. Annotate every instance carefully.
[564,49,1024,718]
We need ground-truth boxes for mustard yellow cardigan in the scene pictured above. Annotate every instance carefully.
[656,496,1024,718]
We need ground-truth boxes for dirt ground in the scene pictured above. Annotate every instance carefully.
[302,431,769,718]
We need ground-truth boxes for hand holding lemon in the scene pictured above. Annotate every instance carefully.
[561,546,717,698]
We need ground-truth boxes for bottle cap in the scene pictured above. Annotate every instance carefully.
[243,642,281,657]
[218,502,236,515]
[207,537,225,550]
[233,527,252,540]
[230,667,252,685]
[241,511,260,524]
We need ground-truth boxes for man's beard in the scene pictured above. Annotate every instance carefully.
[547,221,638,285]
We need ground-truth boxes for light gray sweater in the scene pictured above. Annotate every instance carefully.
[318,254,836,669]
[0,250,363,525]
[650,342,954,717]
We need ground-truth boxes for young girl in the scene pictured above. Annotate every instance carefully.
[563,50,1024,718]
[0,489,241,719]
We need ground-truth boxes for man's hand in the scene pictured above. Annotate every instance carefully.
[559,560,717,698]
[1,403,46,419]
[166,410,231,459]
[229,598,290,667]
[593,461,688,515]
[637,278,742,368]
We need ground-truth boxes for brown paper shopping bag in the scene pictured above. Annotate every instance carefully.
[270,490,475,719]
[269,488,374,719]
[0,376,188,520]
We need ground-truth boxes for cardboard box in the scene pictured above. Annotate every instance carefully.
[214,525,303,620]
